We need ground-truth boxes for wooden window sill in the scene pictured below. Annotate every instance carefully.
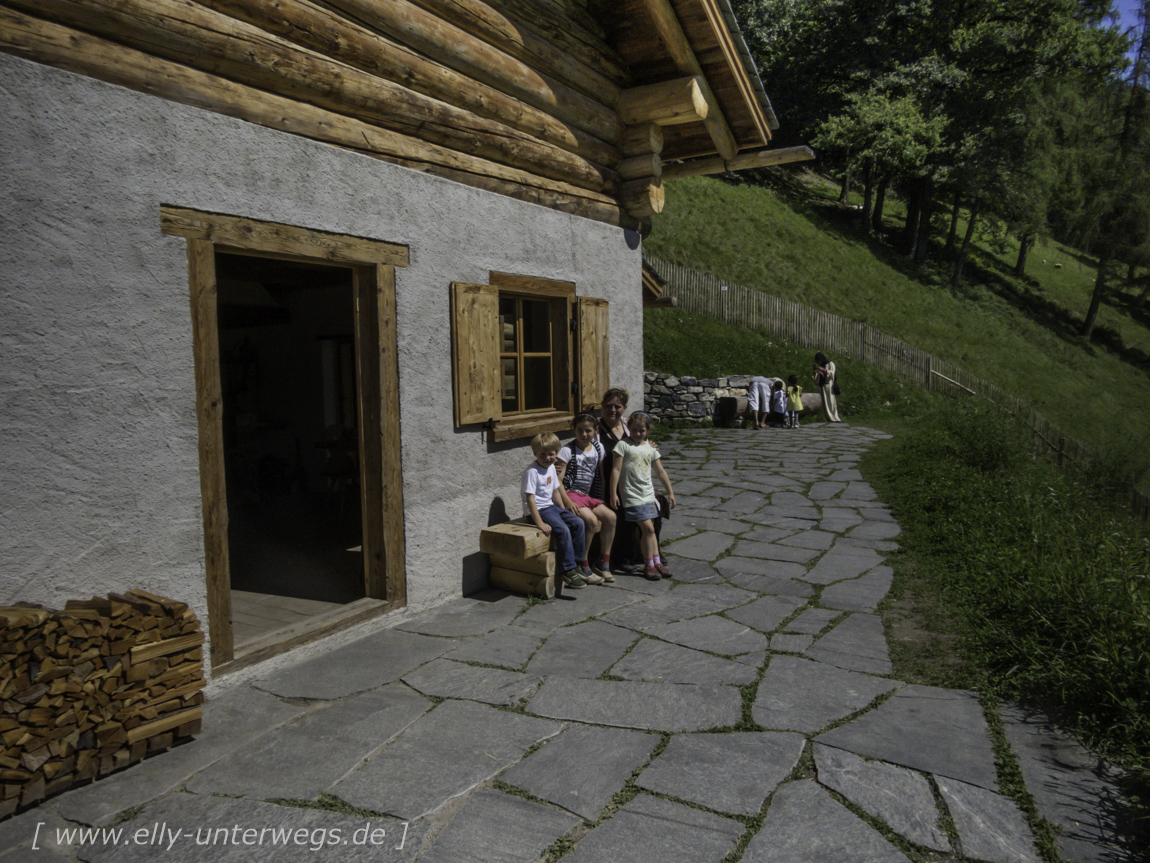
[492,411,573,442]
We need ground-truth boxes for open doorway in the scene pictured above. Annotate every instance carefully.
[164,206,408,672]
[215,253,364,645]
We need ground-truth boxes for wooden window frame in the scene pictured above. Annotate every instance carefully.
[451,272,608,442]
[161,206,409,670]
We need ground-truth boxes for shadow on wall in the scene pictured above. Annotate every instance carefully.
[462,496,513,595]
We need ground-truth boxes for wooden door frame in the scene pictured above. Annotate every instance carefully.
[162,206,409,669]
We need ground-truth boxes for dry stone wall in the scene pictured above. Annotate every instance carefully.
[644,372,754,423]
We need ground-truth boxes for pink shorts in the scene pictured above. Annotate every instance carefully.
[568,491,605,510]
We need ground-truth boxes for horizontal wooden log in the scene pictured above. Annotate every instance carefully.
[127,632,205,665]
[636,0,737,158]
[660,145,816,179]
[483,0,629,80]
[617,77,707,126]
[6,0,617,193]
[196,0,616,168]
[0,9,629,227]
[489,567,555,599]
[325,0,620,144]
[620,178,665,218]
[617,154,662,180]
[480,521,551,558]
[125,706,202,746]
[621,123,664,157]
[490,552,556,576]
[406,0,627,97]
[643,296,678,308]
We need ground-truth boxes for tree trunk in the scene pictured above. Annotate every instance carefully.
[902,183,922,255]
[913,178,933,266]
[951,197,980,287]
[944,191,961,259]
[872,176,889,232]
[838,172,852,205]
[1081,254,1110,339]
[861,159,874,235]
[1015,232,1034,276]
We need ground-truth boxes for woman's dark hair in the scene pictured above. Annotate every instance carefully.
[815,352,828,365]
[601,387,629,407]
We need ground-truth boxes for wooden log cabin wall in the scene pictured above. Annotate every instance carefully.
[0,0,810,228]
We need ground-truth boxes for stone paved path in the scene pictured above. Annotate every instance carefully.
[1,427,1140,863]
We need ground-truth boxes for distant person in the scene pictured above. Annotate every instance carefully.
[769,379,788,427]
[747,375,773,429]
[786,374,803,428]
[522,432,587,590]
[814,352,841,422]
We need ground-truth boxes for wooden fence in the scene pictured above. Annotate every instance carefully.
[646,254,1150,521]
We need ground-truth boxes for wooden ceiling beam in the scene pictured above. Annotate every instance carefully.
[635,0,737,159]
[660,145,815,179]
[618,76,708,126]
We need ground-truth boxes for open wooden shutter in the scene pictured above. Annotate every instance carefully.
[576,296,609,412]
[451,282,500,426]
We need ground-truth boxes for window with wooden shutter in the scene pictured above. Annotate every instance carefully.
[451,282,501,426]
[451,274,606,440]
[577,296,610,412]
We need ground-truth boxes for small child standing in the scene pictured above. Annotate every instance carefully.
[769,379,788,428]
[523,432,587,590]
[786,374,803,428]
[557,413,615,583]
[608,413,676,580]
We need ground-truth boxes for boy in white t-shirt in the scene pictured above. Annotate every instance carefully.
[522,432,588,590]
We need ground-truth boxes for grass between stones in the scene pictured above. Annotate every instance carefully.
[981,693,1063,863]
[272,792,388,820]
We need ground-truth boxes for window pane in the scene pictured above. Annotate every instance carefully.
[499,298,516,352]
[523,356,552,411]
[522,300,550,353]
[501,358,518,413]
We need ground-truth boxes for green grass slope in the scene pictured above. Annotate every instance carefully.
[643,174,1150,467]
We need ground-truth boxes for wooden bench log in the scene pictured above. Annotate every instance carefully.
[490,552,556,576]
[488,567,555,599]
[479,520,550,557]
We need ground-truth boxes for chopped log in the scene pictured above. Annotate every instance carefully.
[194,0,617,166]
[127,633,205,665]
[126,707,203,746]
[621,123,664,157]
[480,521,551,558]
[3,0,618,193]
[617,77,707,126]
[490,552,556,576]
[489,567,556,599]
[0,9,630,226]
[661,146,816,180]
[616,154,662,180]
[619,178,665,218]
[324,0,621,144]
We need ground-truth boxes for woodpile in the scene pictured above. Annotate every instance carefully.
[0,591,205,819]
[480,520,567,598]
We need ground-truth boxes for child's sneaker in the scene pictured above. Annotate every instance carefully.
[561,569,587,589]
[578,564,605,586]
[654,561,672,578]
[642,563,660,581]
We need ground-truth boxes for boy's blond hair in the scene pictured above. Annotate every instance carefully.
[530,432,561,455]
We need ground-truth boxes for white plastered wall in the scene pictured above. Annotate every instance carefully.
[0,55,643,653]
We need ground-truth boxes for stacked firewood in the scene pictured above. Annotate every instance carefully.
[0,591,204,818]
[480,517,600,598]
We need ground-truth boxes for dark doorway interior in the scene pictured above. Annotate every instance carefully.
[214,252,365,616]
